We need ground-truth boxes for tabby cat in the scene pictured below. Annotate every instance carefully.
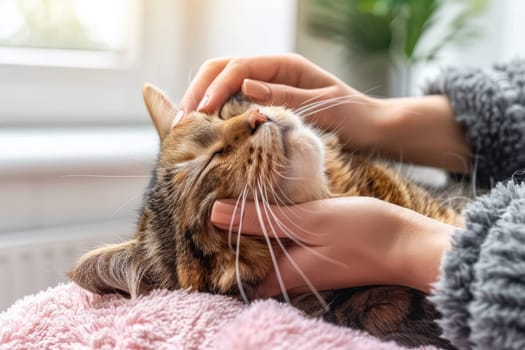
[69,84,456,349]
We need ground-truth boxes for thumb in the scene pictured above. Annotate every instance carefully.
[210,199,312,239]
[242,79,329,109]
[210,199,272,236]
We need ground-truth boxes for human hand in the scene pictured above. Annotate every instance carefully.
[179,54,385,150]
[179,53,470,172]
[211,196,454,298]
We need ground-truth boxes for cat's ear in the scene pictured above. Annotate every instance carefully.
[68,240,149,298]
[143,83,179,140]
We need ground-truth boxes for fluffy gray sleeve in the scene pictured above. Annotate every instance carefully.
[426,60,525,188]
[430,181,525,350]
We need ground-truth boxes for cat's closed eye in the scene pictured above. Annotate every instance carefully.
[212,148,224,158]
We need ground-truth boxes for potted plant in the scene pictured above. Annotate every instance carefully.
[307,0,487,96]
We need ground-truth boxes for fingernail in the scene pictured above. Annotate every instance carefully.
[243,79,271,101]
[211,201,241,229]
[197,95,209,111]
[171,110,184,128]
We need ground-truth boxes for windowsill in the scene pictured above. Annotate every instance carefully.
[0,127,159,176]
[0,47,137,70]
[0,126,159,234]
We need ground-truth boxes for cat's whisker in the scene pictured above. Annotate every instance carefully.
[258,186,329,310]
[60,174,150,178]
[302,99,373,116]
[271,184,329,221]
[111,191,145,218]
[293,95,363,115]
[253,182,291,305]
[275,173,305,181]
[316,115,358,151]
[259,187,335,269]
[296,90,333,109]
[444,151,472,179]
[228,185,248,251]
[266,162,294,179]
[294,97,350,116]
[440,195,474,207]
[258,183,348,268]
[258,181,302,233]
[294,95,371,118]
[185,160,221,199]
[298,99,372,119]
[234,186,250,304]
[261,183,319,225]
[267,181,298,208]
[259,183,348,268]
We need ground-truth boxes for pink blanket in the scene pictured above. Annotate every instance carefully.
[0,283,439,349]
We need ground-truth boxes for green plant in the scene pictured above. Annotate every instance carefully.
[308,0,487,64]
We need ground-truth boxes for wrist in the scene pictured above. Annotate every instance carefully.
[372,96,422,151]
[393,209,454,293]
[373,96,471,173]
[347,95,388,151]
[355,96,407,152]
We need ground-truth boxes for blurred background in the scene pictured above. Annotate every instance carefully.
[0,0,524,310]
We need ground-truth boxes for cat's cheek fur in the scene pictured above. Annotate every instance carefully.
[279,127,329,203]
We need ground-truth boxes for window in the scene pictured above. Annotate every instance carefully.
[0,0,159,126]
[0,0,128,50]
[0,0,138,68]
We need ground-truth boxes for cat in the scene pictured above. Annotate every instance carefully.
[69,84,456,349]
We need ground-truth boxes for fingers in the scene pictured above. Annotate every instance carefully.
[211,199,287,237]
[179,57,230,113]
[242,79,332,110]
[211,199,315,240]
[195,59,252,113]
[179,54,335,114]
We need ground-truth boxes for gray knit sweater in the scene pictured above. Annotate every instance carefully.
[427,61,525,350]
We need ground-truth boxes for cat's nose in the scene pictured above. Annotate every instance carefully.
[247,109,268,131]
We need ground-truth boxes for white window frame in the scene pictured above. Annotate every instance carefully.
[0,0,142,69]
[0,0,183,126]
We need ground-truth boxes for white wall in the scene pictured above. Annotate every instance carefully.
[500,0,525,61]
[176,0,297,97]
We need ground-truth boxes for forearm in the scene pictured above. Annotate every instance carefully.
[426,61,525,187]
[373,95,471,174]
[386,205,455,293]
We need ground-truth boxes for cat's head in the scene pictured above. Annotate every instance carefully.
[68,84,332,298]
[145,84,329,204]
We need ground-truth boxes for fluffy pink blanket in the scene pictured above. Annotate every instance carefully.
[0,283,440,349]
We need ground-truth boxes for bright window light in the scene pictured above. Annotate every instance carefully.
[0,0,128,51]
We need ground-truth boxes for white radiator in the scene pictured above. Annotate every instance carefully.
[0,220,132,311]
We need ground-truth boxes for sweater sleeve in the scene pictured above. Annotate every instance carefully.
[426,60,525,188]
[429,181,525,350]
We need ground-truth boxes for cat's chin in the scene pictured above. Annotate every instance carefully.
[251,105,329,203]
[278,124,329,203]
